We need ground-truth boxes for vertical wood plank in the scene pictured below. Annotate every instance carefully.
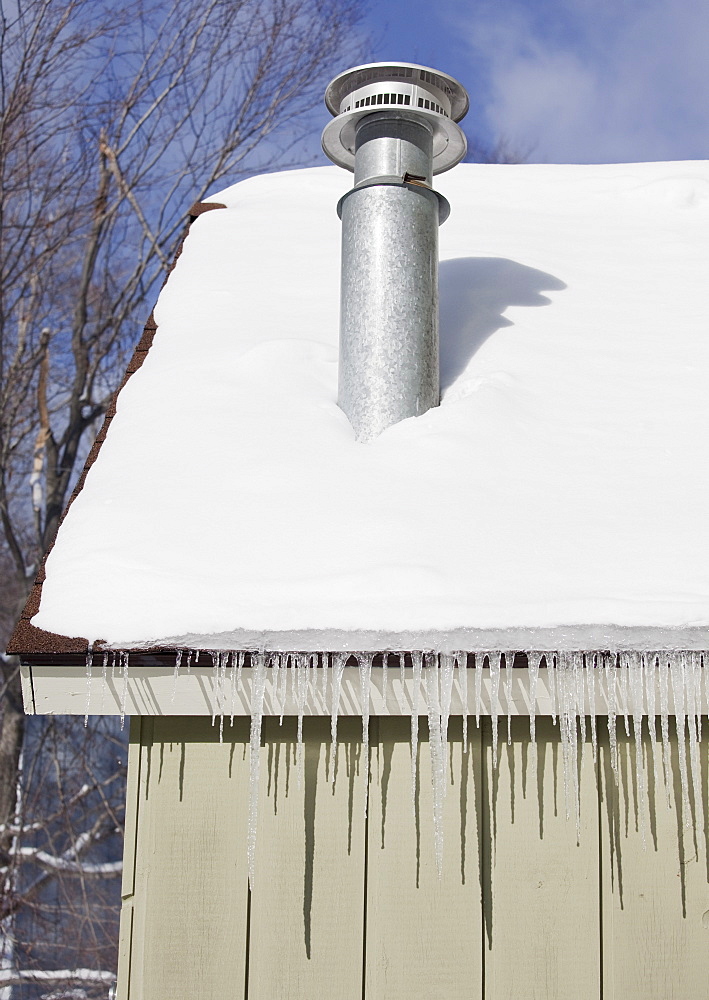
[116,718,143,1000]
[484,717,600,1000]
[600,721,709,1000]
[117,705,709,1000]
[248,716,366,1000]
[127,717,251,1000]
[366,716,483,1000]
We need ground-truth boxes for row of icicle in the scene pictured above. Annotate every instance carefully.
[85,649,707,885]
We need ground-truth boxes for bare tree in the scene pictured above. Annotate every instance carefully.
[464,132,530,164]
[1,0,367,589]
[1,717,126,999]
[0,0,367,992]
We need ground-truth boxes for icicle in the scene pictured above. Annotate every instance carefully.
[605,652,618,779]
[557,655,569,804]
[457,653,468,753]
[290,653,298,710]
[312,653,320,706]
[271,650,280,711]
[247,653,268,888]
[216,653,223,740]
[218,652,229,742]
[504,651,514,744]
[586,653,597,763]
[410,652,423,817]
[693,651,703,742]
[546,652,557,725]
[688,650,701,745]
[217,650,227,730]
[557,655,571,813]
[278,653,288,722]
[193,649,201,667]
[329,653,345,782]
[359,653,372,814]
[644,652,659,797]
[320,652,329,705]
[688,652,702,803]
[209,651,219,726]
[488,653,501,770]
[381,653,389,706]
[100,652,108,713]
[474,652,483,727]
[120,652,129,730]
[669,653,691,822]
[658,653,672,804]
[186,649,193,674]
[440,654,454,779]
[399,651,406,688]
[697,650,705,736]
[527,652,541,754]
[626,651,646,845]
[685,650,696,736]
[570,656,582,833]
[237,652,244,696]
[685,652,702,827]
[171,650,183,705]
[218,651,227,726]
[557,653,580,836]
[84,650,93,726]
[572,652,586,757]
[230,652,242,724]
[620,653,630,737]
[295,654,310,788]
[425,655,445,876]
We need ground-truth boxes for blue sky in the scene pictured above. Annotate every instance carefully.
[359,0,709,163]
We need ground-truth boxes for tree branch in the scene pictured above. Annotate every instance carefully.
[0,968,115,987]
[9,847,122,876]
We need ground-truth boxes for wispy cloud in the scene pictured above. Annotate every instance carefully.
[453,0,709,162]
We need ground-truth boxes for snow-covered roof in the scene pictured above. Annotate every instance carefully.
[20,162,709,652]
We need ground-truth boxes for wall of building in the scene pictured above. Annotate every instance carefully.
[117,715,709,1000]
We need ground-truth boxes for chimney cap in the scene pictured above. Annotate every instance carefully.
[322,61,469,175]
[325,62,470,122]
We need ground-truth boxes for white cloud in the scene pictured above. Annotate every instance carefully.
[453,0,709,162]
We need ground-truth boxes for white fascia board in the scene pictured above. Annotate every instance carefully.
[20,662,36,714]
[27,663,709,717]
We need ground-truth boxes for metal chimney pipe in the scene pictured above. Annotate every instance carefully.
[322,63,469,441]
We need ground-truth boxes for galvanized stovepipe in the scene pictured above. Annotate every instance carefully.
[322,62,469,441]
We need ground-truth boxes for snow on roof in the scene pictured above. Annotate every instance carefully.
[29,162,709,651]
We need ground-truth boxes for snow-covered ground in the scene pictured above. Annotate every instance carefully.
[33,162,709,648]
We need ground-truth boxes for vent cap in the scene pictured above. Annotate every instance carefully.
[322,61,469,175]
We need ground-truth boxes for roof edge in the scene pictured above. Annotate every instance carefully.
[13,624,709,664]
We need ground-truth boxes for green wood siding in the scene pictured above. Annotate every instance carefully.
[118,716,709,1000]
